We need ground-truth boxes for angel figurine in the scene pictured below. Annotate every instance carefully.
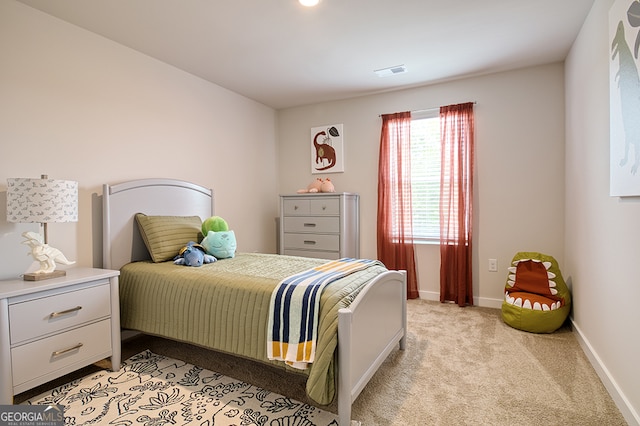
[21,231,75,274]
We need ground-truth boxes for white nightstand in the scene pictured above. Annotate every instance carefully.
[0,268,121,404]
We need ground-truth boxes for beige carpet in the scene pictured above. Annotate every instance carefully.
[16,299,626,425]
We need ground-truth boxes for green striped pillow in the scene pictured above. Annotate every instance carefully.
[135,213,202,262]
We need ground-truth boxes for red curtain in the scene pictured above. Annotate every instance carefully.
[377,112,419,299]
[439,103,475,306]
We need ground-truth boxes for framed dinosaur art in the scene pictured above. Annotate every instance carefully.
[609,0,640,196]
[310,123,344,174]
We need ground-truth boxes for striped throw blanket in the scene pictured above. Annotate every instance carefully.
[267,257,381,370]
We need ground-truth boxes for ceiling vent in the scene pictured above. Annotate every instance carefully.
[374,64,407,77]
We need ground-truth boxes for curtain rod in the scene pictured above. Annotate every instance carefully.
[379,101,477,117]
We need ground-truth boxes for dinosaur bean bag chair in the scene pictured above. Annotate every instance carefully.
[501,252,571,333]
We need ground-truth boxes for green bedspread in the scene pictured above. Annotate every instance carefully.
[119,252,388,405]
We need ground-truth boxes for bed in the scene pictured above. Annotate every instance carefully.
[102,178,407,425]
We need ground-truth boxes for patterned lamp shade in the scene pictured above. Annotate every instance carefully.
[6,177,78,224]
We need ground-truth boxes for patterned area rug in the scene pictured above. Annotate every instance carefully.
[26,350,339,425]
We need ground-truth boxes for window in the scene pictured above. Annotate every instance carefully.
[410,110,440,241]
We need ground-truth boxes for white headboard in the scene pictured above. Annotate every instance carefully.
[103,178,214,270]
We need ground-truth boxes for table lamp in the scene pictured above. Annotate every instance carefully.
[6,174,78,281]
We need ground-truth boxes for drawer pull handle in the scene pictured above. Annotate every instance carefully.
[50,306,82,318]
[303,223,316,227]
[52,343,83,357]
[303,240,317,245]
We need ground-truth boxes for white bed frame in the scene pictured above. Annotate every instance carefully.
[103,178,407,425]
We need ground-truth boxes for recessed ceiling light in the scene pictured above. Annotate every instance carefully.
[299,0,319,6]
[374,65,407,77]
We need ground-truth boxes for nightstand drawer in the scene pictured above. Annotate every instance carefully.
[11,319,112,388]
[283,233,340,251]
[9,282,111,344]
[283,216,340,233]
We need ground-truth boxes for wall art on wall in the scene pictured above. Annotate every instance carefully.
[311,124,344,174]
[610,0,640,196]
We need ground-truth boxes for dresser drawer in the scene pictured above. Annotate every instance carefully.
[283,216,340,233]
[9,283,111,344]
[283,199,310,215]
[11,319,112,388]
[283,249,340,260]
[283,197,340,216]
[283,233,340,251]
[309,198,340,215]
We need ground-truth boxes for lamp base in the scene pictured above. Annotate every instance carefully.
[23,270,66,281]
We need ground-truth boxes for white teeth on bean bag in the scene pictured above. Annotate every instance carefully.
[502,253,571,333]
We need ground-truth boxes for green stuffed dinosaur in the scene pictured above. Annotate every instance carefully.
[201,216,237,259]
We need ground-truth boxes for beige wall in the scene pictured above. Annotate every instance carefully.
[565,0,639,423]
[278,63,566,307]
[0,0,280,279]
[3,0,637,422]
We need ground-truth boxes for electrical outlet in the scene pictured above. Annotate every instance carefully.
[488,258,498,272]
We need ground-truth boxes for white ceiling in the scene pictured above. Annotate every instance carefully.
[17,0,595,110]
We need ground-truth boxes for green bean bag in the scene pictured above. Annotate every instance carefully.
[501,252,571,333]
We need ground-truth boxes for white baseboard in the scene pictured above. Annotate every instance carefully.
[475,296,503,309]
[418,290,503,309]
[571,318,639,426]
[418,290,439,301]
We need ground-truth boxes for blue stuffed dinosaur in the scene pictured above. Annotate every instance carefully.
[173,241,217,266]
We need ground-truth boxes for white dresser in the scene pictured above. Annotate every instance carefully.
[279,193,359,259]
[0,268,120,403]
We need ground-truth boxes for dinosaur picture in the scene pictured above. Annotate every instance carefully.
[610,0,640,195]
[310,123,344,174]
